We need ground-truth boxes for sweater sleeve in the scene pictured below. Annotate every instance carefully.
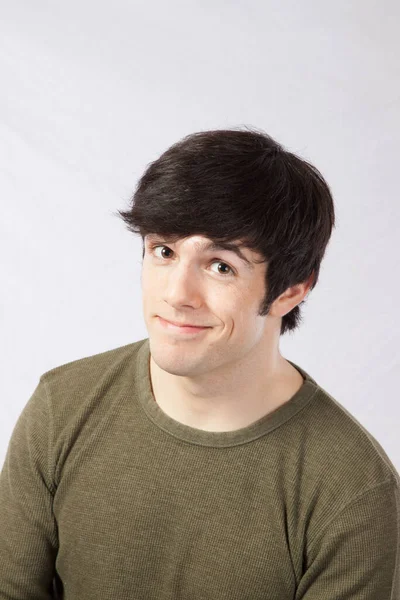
[0,377,59,599]
[295,479,400,600]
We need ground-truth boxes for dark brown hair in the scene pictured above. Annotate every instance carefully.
[116,126,336,335]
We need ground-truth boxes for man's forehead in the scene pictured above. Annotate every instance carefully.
[146,233,246,245]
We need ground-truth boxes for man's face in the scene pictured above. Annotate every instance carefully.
[141,234,273,378]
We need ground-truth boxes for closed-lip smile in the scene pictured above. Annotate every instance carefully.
[158,317,210,328]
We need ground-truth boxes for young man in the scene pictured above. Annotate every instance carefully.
[1,127,399,599]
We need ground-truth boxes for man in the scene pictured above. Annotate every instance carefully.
[1,127,399,599]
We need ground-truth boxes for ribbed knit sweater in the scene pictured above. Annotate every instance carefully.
[0,337,399,599]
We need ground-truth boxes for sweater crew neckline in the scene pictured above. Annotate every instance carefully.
[135,338,319,447]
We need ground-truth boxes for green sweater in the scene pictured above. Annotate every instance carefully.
[0,337,399,599]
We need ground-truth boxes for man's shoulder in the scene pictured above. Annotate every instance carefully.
[297,379,400,492]
[38,337,148,409]
[41,339,144,376]
[286,379,400,557]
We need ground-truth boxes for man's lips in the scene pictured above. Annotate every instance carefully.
[162,318,209,327]
[157,316,211,331]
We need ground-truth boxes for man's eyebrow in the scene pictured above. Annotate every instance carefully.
[146,235,254,271]
[198,241,254,271]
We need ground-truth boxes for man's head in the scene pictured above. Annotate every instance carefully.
[117,126,335,339]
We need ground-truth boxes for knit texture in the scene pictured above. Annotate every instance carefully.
[0,337,399,599]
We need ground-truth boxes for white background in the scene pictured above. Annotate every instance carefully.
[1,0,399,471]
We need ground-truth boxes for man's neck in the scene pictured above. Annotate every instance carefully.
[149,355,304,432]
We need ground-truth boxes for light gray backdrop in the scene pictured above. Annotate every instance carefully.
[1,0,399,470]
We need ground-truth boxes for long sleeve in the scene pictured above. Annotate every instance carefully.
[0,377,58,599]
[295,479,400,599]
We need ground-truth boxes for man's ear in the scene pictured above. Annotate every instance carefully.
[270,271,315,318]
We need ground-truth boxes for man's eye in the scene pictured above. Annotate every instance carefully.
[149,244,235,277]
[149,244,173,259]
